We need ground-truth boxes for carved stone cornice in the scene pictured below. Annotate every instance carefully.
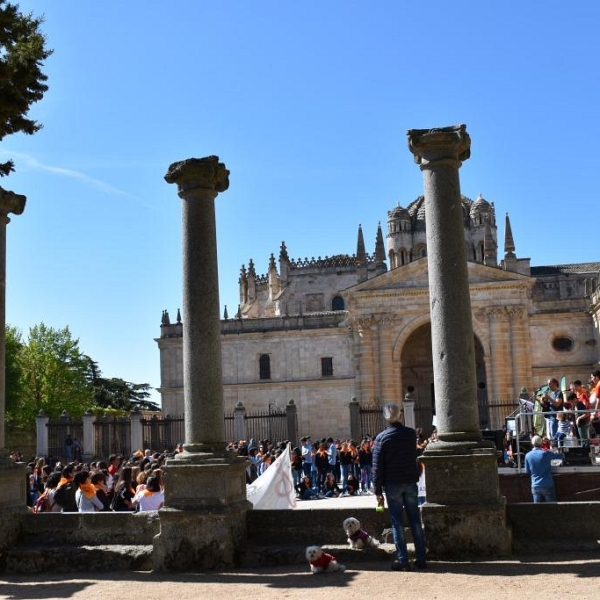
[165,156,229,196]
[407,124,471,170]
[475,305,526,321]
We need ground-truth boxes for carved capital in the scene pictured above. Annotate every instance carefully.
[165,156,229,196]
[0,186,26,217]
[485,307,507,320]
[407,124,471,169]
[505,306,525,320]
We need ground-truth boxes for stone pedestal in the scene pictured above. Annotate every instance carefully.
[420,451,512,556]
[0,458,27,554]
[154,451,249,570]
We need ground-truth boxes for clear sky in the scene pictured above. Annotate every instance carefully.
[3,1,599,407]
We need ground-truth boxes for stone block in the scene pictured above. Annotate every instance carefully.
[421,501,512,558]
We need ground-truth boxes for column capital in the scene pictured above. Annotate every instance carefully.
[0,186,26,218]
[407,124,471,169]
[165,156,229,196]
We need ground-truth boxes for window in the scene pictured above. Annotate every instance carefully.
[321,357,333,377]
[331,296,344,311]
[552,337,573,352]
[259,354,271,379]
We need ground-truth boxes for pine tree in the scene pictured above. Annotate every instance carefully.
[0,1,52,177]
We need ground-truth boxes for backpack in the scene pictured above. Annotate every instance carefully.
[54,482,77,512]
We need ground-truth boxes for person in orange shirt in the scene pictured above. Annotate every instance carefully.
[572,380,591,445]
[590,370,600,435]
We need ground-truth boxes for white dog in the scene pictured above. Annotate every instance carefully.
[343,517,379,549]
[305,545,346,574]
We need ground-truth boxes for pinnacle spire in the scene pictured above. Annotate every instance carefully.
[504,212,515,258]
[356,224,366,266]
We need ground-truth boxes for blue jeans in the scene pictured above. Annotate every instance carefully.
[361,465,372,491]
[385,483,427,564]
[340,464,351,491]
[532,486,556,503]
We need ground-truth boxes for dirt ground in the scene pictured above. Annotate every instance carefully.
[1,553,599,600]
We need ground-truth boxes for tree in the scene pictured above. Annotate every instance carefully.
[86,358,158,411]
[5,324,23,415]
[0,0,52,177]
[93,376,159,412]
[7,323,94,426]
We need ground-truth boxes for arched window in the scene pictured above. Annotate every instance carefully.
[331,295,344,311]
[259,354,271,379]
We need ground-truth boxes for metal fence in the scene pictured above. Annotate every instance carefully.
[243,408,288,442]
[94,416,131,459]
[141,414,184,452]
[47,415,83,463]
[359,402,386,440]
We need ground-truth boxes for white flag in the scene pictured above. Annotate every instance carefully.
[246,443,297,510]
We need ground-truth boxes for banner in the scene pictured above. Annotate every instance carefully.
[246,443,297,510]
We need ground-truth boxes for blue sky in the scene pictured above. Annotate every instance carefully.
[4,1,599,406]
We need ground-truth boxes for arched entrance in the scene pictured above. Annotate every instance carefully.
[400,322,488,433]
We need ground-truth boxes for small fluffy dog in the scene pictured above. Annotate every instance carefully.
[305,545,346,574]
[343,517,379,549]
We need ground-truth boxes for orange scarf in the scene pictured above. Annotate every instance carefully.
[79,482,96,499]
[143,489,158,497]
[57,476,70,489]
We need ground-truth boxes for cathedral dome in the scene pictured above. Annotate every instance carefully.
[388,203,410,222]
[470,194,493,218]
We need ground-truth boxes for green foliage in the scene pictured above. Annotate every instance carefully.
[89,364,159,412]
[6,323,158,426]
[0,0,52,176]
[5,324,23,414]
[7,323,94,425]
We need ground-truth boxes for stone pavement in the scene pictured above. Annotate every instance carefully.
[293,490,379,510]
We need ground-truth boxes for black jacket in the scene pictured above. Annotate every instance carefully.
[372,423,419,495]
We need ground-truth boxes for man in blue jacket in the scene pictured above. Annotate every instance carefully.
[372,403,427,571]
[524,435,556,502]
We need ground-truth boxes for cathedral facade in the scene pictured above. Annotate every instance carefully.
[157,194,600,440]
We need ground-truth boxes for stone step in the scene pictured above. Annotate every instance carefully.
[4,544,153,574]
[238,542,405,568]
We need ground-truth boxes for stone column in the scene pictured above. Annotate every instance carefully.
[165,156,229,454]
[408,125,481,448]
[0,187,27,549]
[81,409,95,461]
[407,125,511,558]
[403,393,415,429]
[233,401,246,442]
[285,399,298,447]
[349,397,361,442]
[156,156,248,571]
[130,409,143,454]
[0,187,26,452]
[36,411,50,458]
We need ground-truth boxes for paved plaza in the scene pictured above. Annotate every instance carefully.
[1,553,599,600]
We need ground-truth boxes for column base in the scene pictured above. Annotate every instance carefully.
[0,454,27,509]
[153,504,247,570]
[155,454,250,570]
[420,448,500,505]
[421,501,512,558]
[162,451,249,510]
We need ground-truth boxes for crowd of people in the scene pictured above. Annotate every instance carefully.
[503,372,600,467]
[227,426,434,502]
[23,447,176,513]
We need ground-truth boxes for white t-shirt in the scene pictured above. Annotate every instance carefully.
[132,489,164,511]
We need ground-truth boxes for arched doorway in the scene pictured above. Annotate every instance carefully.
[400,322,488,433]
